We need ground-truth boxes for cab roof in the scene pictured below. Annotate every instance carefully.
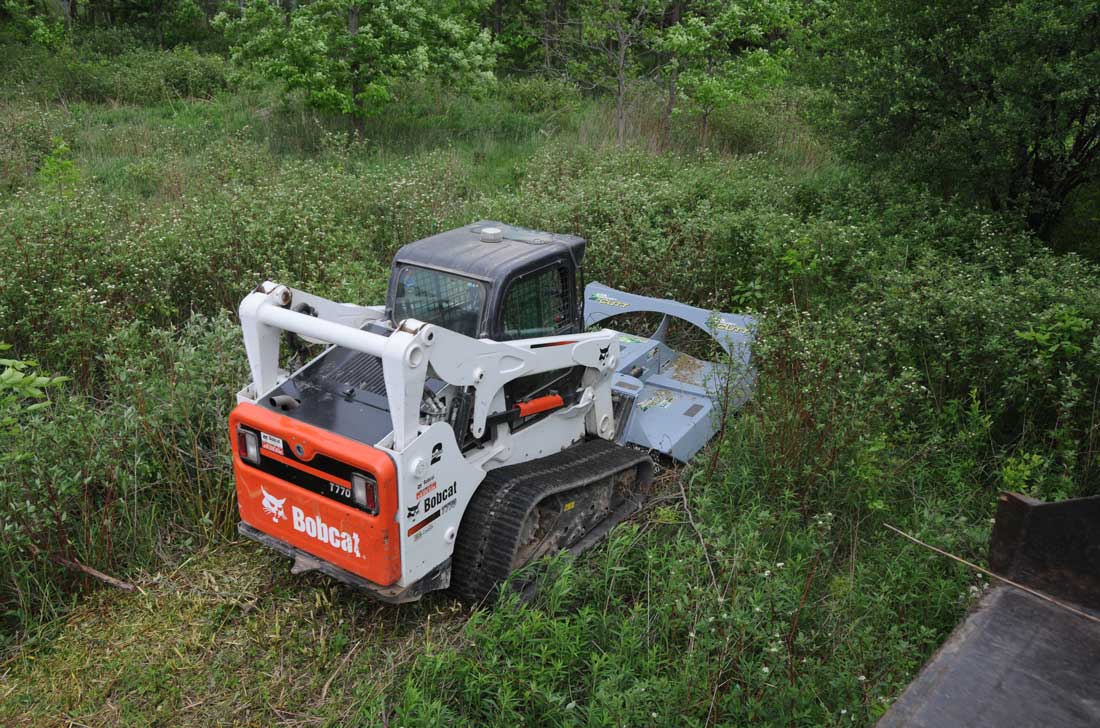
[391,221,586,283]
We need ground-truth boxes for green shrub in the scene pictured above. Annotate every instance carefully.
[499,76,582,115]
[0,102,74,193]
[0,316,244,641]
[0,41,228,104]
[806,0,1100,231]
[70,25,144,56]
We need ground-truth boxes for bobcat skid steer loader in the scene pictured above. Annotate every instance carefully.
[230,222,754,603]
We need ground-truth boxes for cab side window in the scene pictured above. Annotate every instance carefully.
[501,265,572,340]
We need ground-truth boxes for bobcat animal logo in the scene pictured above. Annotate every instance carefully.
[261,486,286,523]
[406,503,420,519]
[598,344,610,363]
[431,442,443,465]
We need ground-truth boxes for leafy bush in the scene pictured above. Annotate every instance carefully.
[0,41,228,104]
[0,102,74,193]
[806,0,1100,232]
[498,76,582,115]
[0,316,244,639]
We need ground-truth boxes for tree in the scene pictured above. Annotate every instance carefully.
[657,0,794,147]
[218,0,497,138]
[809,0,1100,232]
[571,0,663,146]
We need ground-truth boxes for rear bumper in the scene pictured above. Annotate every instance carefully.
[238,522,449,603]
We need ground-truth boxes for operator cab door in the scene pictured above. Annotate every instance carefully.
[492,261,582,407]
[493,261,579,342]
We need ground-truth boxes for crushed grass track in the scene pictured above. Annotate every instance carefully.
[0,542,469,726]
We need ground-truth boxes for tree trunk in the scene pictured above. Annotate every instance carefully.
[281,0,294,27]
[701,111,710,149]
[663,1,681,149]
[616,27,628,146]
[665,68,678,149]
[348,5,366,141]
[542,5,553,70]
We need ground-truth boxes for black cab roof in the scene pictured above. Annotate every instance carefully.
[391,221,586,283]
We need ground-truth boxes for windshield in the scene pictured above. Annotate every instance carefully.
[392,266,485,338]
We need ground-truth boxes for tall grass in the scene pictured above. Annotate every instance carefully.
[2,50,1100,726]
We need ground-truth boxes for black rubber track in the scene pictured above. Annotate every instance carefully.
[449,438,653,603]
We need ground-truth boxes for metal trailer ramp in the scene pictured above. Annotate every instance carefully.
[879,493,1100,727]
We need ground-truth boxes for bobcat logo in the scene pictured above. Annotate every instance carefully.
[598,344,610,363]
[430,442,443,465]
[406,503,420,519]
[261,486,286,523]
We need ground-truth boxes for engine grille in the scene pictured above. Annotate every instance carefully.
[310,350,387,395]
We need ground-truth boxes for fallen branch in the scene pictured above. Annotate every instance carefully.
[51,555,135,592]
[26,541,134,592]
[884,523,1100,626]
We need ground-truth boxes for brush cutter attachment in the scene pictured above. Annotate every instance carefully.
[583,282,755,462]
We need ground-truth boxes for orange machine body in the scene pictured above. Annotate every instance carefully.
[230,402,401,586]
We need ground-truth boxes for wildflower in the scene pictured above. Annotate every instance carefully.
[761,666,770,674]
[857,675,866,682]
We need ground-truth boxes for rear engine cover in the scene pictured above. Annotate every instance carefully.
[231,402,401,586]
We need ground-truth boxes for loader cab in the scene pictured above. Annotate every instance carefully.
[386,221,586,342]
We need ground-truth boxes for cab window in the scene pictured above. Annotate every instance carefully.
[501,265,572,340]
[392,266,485,338]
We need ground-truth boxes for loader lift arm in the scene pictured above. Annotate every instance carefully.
[238,281,620,456]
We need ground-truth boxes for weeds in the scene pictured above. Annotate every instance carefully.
[1,49,1098,726]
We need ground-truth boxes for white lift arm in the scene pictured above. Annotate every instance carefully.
[239,282,619,452]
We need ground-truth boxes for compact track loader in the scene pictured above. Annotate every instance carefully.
[230,222,753,602]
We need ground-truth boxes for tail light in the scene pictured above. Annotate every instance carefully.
[237,426,261,464]
[352,472,378,515]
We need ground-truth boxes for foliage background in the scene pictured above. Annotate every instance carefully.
[0,0,1098,725]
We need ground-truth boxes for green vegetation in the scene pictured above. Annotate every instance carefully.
[1,1,1099,725]
[217,0,495,137]
[808,0,1100,232]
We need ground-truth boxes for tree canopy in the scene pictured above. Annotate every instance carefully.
[217,0,496,135]
[809,0,1100,231]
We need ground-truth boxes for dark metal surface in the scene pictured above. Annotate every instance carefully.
[390,220,585,285]
[880,492,1100,727]
[878,587,1100,727]
[990,492,1100,610]
[260,346,444,447]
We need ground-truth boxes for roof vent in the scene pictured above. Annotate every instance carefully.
[480,227,503,243]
